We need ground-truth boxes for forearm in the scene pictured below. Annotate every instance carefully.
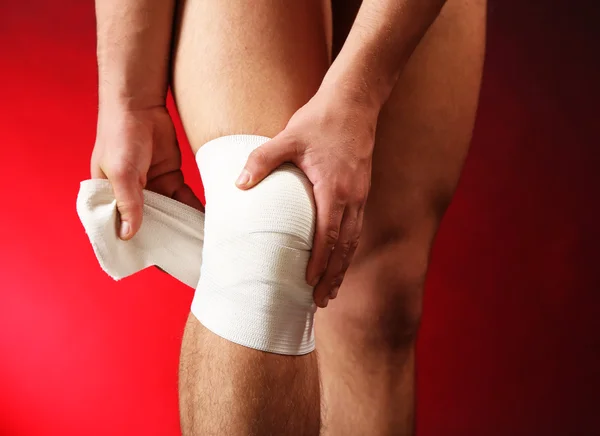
[95,0,176,110]
[323,0,446,109]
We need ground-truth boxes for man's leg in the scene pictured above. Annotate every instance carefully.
[171,1,331,434]
[317,0,487,434]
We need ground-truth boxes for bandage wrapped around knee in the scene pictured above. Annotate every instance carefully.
[193,135,317,355]
[76,135,316,355]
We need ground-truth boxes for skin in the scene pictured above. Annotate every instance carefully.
[92,0,203,233]
[171,4,330,431]
[92,0,486,434]
[317,1,486,432]
[236,0,450,308]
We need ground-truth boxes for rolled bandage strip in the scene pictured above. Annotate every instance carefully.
[76,179,205,289]
[193,135,317,355]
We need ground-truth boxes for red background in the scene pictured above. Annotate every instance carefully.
[1,1,599,435]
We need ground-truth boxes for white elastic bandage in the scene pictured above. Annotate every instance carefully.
[76,179,205,289]
[76,135,316,355]
[193,135,317,355]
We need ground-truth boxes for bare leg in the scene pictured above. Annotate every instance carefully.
[172,0,331,153]
[178,316,321,435]
[317,0,487,434]
[171,1,331,434]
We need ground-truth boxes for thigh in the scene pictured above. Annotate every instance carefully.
[171,0,332,153]
[361,0,487,255]
[320,0,487,317]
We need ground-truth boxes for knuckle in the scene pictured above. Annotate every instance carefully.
[336,237,360,272]
[347,237,360,256]
[117,199,142,216]
[354,191,368,205]
[324,227,340,246]
[338,239,354,256]
[335,183,351,201]
[108,162,135,182]
[350,185,368,204]
[331,273,345,288]
[249,148,268,167]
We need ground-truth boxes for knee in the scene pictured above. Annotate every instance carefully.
[342,182,451,350]
[345,238,430,351]
[194,135,318,355]
[372,242,427,348]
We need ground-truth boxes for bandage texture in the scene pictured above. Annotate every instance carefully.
[194,135,317,355]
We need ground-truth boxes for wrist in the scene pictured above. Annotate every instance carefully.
[319,70,384,119]
[96,99,165,139]
[98,76,168,112]
[98,88,167,113]
[95,1,174,113]
[321,55,397,113]
[97,47,169,112]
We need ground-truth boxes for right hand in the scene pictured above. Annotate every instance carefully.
[91,105,203,240]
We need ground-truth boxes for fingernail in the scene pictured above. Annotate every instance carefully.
[330,286,339,299]
[120,221,130,239]
[236,170,250,187]
[309,275,321,287]
[322,297,329,307]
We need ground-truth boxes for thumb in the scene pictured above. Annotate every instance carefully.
[235,135,297,190]
[110,171,144,240]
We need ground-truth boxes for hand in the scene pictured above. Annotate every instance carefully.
[235,88,378,307]
[91,105,203,240]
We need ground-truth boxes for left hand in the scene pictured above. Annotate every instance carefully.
[235,86,379,308]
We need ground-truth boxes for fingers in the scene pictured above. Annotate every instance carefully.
[312,205,363,307]
[92,156,144,240]
[236,135,297,190]
[146,170,205,213]
[109,164,145,241]
[306,188,345,307]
